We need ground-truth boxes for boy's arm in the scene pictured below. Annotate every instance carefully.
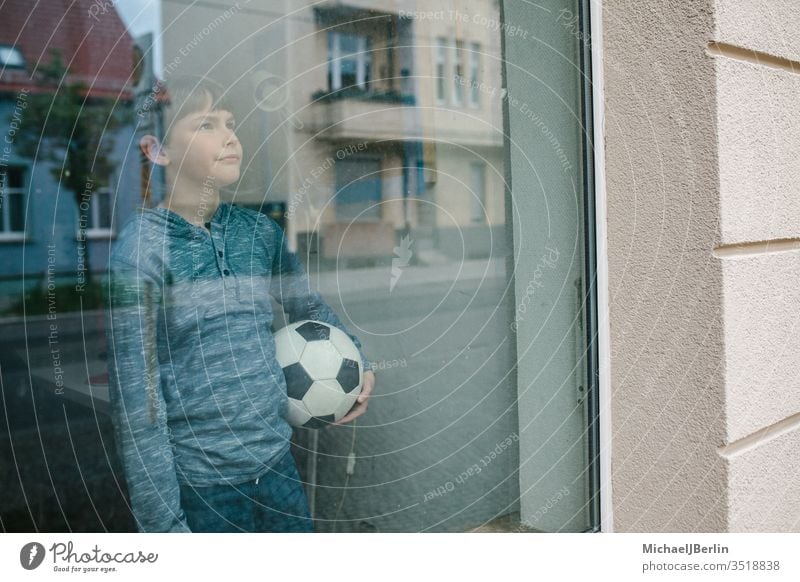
[267,219,373,373]
[105,259,192,533]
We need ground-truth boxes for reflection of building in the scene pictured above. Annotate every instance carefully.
[163,0,506,266]
[0,0,140,298]
[293,0,506,263]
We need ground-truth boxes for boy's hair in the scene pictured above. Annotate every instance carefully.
[159,74,235,144]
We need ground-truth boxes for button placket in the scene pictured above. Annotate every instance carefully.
[210,224,237,299]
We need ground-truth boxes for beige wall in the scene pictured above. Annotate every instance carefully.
[431,145,504,227]
[605,0,800,531]
[713,0,800,532]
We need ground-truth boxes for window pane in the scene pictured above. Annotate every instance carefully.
[0,45,25,68]
[453,39,463,105]
[152,0,596,534]
[435,37,447,102]
[470,162,486,223]
[8,192,25,232]
[97,191,112,229]
[469,43,480,107]
[0,0,597,535]
[330,32,369,90]
[327,31,337,90]
[335,158,381,221]
[340,58,358,89]
[339,33,360,55]
[8,166,24,188]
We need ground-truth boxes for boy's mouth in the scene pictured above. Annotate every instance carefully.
[218,154,241,162]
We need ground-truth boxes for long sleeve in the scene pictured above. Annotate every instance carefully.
[104,259,192,533]
[268,219,373,373]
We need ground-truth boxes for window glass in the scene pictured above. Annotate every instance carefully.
[469,162,486,224]
[1,166,25,233]
[0,0,597,534]
[93,188,113,230]
[435,37,447,103]
[452,39,464,106]
[0,45,25,68]
[335,158,382,221]
[8,193,25,232]
[329,32,371,91]
[469,43,480,107]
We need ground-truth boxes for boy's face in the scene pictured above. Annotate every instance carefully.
[162,100,242,189]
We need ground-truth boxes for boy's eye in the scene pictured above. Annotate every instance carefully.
[198,122,213,130]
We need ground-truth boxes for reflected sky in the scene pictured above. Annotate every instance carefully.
[115,0,162,74]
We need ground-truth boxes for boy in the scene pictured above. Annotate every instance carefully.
[105,75,375,533]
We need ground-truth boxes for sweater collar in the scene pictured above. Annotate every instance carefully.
[140,202,231,237]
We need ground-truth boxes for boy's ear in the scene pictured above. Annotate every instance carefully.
[139,135,169,166]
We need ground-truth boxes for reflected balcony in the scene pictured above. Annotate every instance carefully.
[308,87,418,142]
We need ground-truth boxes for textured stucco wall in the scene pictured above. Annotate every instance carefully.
[603,0,728,531]
[713,0,800,533]
[605,0,800,531]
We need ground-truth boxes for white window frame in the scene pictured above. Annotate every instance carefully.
[328,31,371,91]
[589,0,612,534]
[0,165,27,242]
[435,37,447,104]
[468,42,480,108]
[84,186,114,238]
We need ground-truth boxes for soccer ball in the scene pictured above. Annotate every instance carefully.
[274,320,364,429]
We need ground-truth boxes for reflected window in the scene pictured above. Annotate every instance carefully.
[89,187,113,234]
[452,39,464,106]
[0,166,26,236]
[335,157,381,221]
[328,31,371,91]
[435,37,447,103]
[470,162,487,224]
[469,43,481,108]
[0,44,25,69]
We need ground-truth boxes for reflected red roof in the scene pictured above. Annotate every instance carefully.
[0,0,135,99]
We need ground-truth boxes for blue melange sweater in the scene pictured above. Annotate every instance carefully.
[104,202,371,532]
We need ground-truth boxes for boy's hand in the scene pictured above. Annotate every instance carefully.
[327,370,375,427]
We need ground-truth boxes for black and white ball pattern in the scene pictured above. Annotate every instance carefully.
[274,320,364,429]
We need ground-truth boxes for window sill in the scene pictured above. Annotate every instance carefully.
[466,512,543,533]
[312,87,415,105]
[76,230,116,240]
[0,233,28,243]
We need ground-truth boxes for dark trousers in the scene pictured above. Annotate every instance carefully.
[179,448,314,532]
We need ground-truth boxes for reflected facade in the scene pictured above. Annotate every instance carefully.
[0,0,597,533]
